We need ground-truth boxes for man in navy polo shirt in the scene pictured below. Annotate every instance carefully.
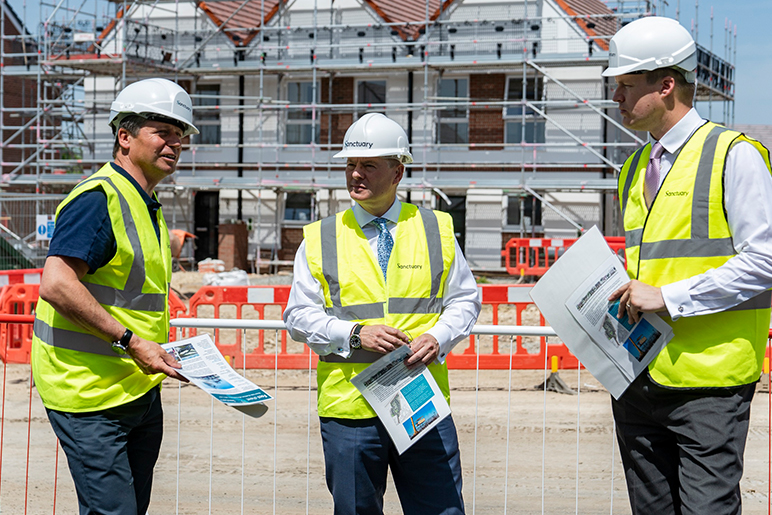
[32,78,198,515]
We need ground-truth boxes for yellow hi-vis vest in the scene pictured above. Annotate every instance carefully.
[619,122,772,388]
[304,203,456,418]
[32,163,172,412]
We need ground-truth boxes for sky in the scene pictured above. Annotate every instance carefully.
[5,0,770,126]
[656,0,771,125]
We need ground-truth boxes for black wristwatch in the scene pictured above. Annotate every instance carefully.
[111,328,133,355]
[349,324,363,350]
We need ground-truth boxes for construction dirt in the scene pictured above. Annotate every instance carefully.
[1,272,769,514]
[1,364,771,515]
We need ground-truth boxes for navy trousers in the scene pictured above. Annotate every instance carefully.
[319,415,465,515]
[612,373,755,515]
[47,386,164,515]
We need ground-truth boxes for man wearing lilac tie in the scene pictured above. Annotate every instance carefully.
[603,16,772,515]
[284,113,480,515]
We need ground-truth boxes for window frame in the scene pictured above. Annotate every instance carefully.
[285,80,321,145]
[194,84,221,146]
[503,76,545,145]
[437,76,469,145]
[355,79,387,119]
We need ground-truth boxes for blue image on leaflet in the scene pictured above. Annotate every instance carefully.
[400,375,433,411]
[212,389,271,405]
[402,401,440,440]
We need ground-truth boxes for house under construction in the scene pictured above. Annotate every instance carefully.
[0,0,736,272]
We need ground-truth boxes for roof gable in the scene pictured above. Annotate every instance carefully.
[363,0,457,41]
[197,0,283,47]
[552,0,616,51]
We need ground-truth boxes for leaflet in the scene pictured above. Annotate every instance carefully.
[566,252,673,383]
[351,345,451,455]
[530,226,673,399]
[162,334,272,417]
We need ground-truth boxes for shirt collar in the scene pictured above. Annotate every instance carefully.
[352,198,402,228]
[652,108,706,155]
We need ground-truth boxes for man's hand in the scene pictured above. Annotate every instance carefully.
[406,334,439,367]
[609,280,665,324]
[359,325,410,354]
[126,335,188,382]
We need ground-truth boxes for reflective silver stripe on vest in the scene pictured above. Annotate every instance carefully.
[726,290,772,312]
[324,302,385,320]
[84,283,166,312]
[34,317,123,358]
[73,176,165,311]
[319,208,446,321]
[691,125,729,240]
[625,229,643,248]
[418,207,445,301]
[318,348,382,363]
[620,147,645,217]
[640,237,734,259]
[388,296,442,314]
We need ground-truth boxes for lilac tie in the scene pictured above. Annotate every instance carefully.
[644,142,665,208]
[371,218,393,280]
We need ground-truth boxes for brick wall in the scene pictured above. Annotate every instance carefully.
[320,76,354,146]
[469,74,505,151]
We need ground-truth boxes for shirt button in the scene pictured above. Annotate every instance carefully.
[678,306,684,313]
[440,353,445,358]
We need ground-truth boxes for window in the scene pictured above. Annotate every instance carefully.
[504,77,545,144]
[437,78,468,144]
[284,193,313,221]
[356,80,386,118]
[286,82,320,145]
[507,194,542,228]
[194,84,221,145]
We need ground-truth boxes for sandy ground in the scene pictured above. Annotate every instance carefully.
[1,364,770,515]
[1,272,769,514]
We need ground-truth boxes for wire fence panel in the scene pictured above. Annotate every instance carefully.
[1,326,770,514]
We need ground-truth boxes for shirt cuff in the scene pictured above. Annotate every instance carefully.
[661,280,692,320]
[425,326,452,364]
[329,321,358,357]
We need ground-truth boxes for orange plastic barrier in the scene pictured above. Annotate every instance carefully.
[502,236,626,277]
[0,268,43,286]
[0,283,39,364]
[185,285,307,368]
[0,286,187,364]
[446,284,579,370]
[184,284,582,371]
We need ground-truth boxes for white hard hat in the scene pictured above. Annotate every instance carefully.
[109,78,199,137]
[333,113,413,164]
[602,16,697,84]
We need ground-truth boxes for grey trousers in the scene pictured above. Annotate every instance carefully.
[611,372,755,515]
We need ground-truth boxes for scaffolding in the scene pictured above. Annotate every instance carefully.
[0,0,737,269]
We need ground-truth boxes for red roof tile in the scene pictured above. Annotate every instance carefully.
[553,0,618,51]
[197,0,283,47]
[364,0,456,41]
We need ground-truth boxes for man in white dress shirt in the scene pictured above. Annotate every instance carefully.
[284,113,480,515]
[603,17,772,514]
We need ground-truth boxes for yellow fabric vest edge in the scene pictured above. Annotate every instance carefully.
[618,122,772,388]
[304,204,455,419]
[31,163,171,412]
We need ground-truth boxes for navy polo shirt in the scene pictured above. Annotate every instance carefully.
[48,163,162,274]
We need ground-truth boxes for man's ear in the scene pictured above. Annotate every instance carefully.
[116,127,132,153]
[393,164,405,185]
[660,75,677,99]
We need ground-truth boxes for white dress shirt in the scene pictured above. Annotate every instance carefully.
[648,108,772,319]
[283,198,481,363]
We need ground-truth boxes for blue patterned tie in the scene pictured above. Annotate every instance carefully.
[372,217,393,280]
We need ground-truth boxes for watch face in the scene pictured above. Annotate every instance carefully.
[350,334,362,350]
